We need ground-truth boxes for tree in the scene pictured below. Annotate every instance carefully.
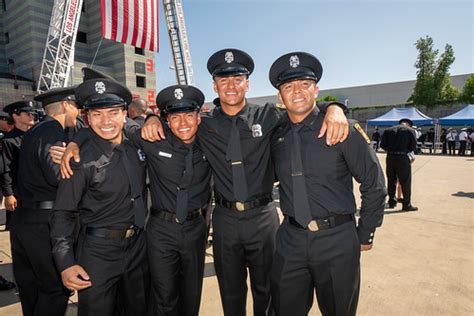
[460,74,474,104]
[408,36,457,108]
[316,95,338,102]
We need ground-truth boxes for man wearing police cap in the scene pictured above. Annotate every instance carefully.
[10,87,79,315]
[50,78,149,315]
[141,48,350,316]
[1,100,36,230]
[269,52,386,315]
[381,118,418,211]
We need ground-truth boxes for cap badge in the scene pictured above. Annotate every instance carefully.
[174,88,184,100]
[225,51,234,63]
[289,55,300,68]
[95,81,106,94]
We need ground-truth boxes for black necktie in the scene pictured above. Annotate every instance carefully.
[176,145,194,223]
[226,116,248,202]
[291,124,312,227]
[120,146,146,228]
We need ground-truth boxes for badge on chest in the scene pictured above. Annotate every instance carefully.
[251,124,263,138]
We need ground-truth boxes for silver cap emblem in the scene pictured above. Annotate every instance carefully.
[174,88,184,100]
[225,51,234,63]
[289,55,300,68]
[95,81,106,94]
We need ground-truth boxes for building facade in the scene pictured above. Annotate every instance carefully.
[0,0,156,107]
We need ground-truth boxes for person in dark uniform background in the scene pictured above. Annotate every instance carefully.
[50,78,149,316]
[381,118,418,211]
[128,98,149,126]
[268,51,386,316]
[371,127,381,151]
[140,48,350,316]
[11,87,79,316]
[1,101,36,230]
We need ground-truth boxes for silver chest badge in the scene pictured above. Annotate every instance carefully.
[289,55,300,68]
[95,81,106,94]
[174,88,184,100]
[137,149,146,162]
[251,124,263,138]
[225,51,234,63]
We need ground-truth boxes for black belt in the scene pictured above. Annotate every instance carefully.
[19,200,55,210]
[388,151,408,155]
[150,207,202,224]
[287,214,353,232]
[85,226,140,239]
[215,194,272,211]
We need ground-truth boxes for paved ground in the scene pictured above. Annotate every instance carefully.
[0,153,473,315]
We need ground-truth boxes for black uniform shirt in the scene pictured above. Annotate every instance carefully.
[17,116,66,202]
[380,125,417,154]
[51,131,146,272]
[1,128,26,196]
[271,111,386,244]
[129,126,211,213]
[198,101,280,202]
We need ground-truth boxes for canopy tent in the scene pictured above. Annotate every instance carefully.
[367,107,434,126]
[438,104,474,126]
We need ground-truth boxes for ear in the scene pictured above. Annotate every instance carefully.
[313,85,320,99]
[213,81,218,93]
[197,112,202,125]
[277,91,283,104]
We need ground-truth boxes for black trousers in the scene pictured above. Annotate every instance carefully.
[76,229,149,316]
[212,202,279,316]
[271,220,360,316]
[448,141,456,155]
[146,214,207,316]
[386,154,412,207]
[10,208,69,316]
[458,141,467,156]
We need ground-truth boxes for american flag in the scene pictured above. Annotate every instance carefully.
[101,0,159,52]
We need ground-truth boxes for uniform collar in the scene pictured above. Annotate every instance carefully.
[90,129,126,156]
[290,109,321,131]
[215,98,250,121]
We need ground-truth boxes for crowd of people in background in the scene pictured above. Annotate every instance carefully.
[371,125,474,156]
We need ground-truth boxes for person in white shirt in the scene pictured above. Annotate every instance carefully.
[458,128,468,156]
[469,130,474,156]
[446,128,457,155]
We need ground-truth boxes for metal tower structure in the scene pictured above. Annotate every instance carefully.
[37,0,83,92]
[163,0,195,85]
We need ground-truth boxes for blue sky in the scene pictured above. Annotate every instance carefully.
[154,0,473,101]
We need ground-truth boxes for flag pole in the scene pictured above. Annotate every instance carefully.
[91,37,104,67]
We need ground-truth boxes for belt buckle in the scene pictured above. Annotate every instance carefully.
[125,227,135,238]
[307,220,319,232]
[235,202,245,212]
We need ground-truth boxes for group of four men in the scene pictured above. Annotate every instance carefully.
[5,48,386,316]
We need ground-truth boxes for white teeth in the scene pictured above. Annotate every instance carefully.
[179,128,190,132]
[101,127,114,132]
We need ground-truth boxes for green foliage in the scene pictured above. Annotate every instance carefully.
[460,74,474,104]
[316,95,338,102]
[409,36,457,108]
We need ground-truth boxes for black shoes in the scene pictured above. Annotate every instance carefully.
[402,205,418,212]
[386,202,397,209]
[0,275,15,291]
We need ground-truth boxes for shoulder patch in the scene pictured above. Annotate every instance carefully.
[354,123,371,144]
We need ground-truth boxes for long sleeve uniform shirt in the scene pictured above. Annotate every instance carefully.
[271,111,386,244]
[380,125,417,153]
[129,126,211,213]
[197,100,341,202]
[1,128,26,196]
[17,116,66,203]
[50,131,147,272]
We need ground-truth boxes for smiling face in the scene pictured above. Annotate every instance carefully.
[213,75,249,113]
[88,107,126,144]
[278,79,319,123]
[167,111,201,144]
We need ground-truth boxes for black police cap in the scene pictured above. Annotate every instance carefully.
[82,67,117,82]
[399,118,413,126]
[3,100,37,114]
[269,52,323,88]
[156,85,204,117]
[207,48,254,78]
[34,86,77,108]
[0,110,9,120]
[75,79,132,110]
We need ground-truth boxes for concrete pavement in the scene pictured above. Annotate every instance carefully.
[0,153,473,315]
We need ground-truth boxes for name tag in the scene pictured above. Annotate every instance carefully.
[158,151,172,158]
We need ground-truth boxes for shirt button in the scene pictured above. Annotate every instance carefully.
[368,238,373,243]
[370,232,374,237]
